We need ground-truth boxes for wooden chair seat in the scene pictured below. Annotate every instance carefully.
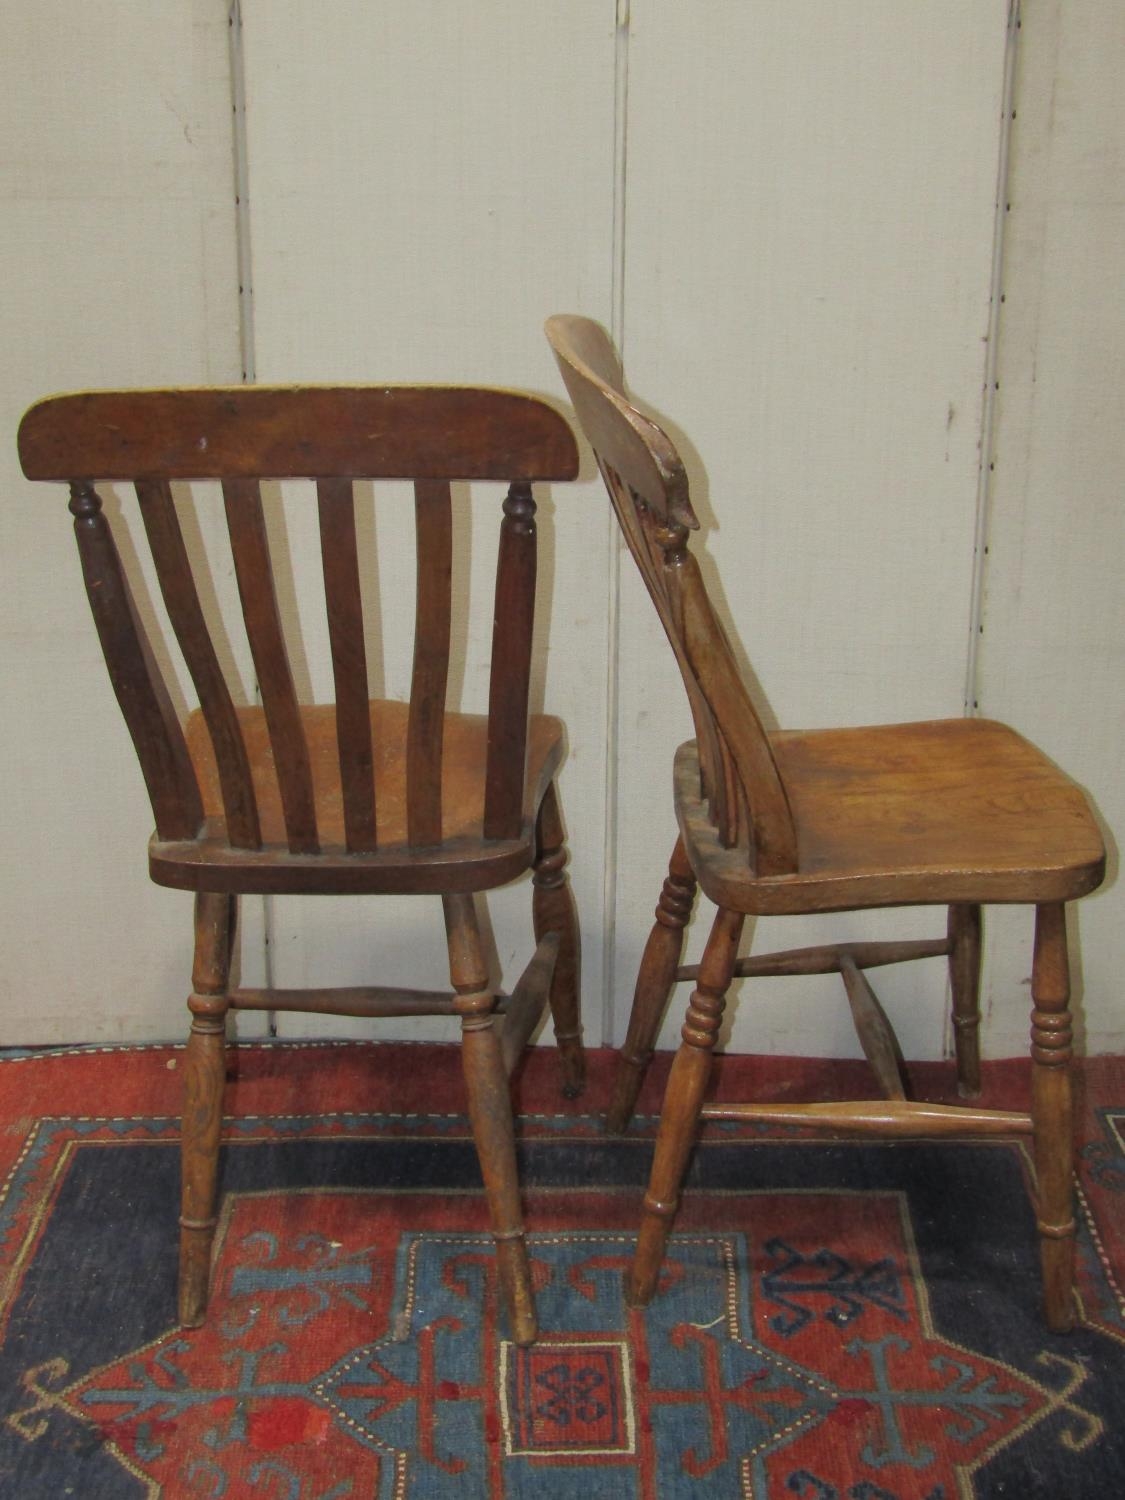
[677,719,1104,915]
[150,703,565,894]
[546,311,1106,1336]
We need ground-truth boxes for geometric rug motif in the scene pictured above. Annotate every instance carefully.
[1078,1106,1125,1338]
[4,1176,1122,1494]
[32,1202,1101,1499]
[2,1085,1124,1497]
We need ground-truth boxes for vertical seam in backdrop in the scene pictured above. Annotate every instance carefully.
[602,0,632,1045]
[945,0,1021,1060]
[227,0,275,1015]
[963,0,1021,720]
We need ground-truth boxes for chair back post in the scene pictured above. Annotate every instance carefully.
[545,314,798,876]
[484,480,537,840]
[19,385,579,860]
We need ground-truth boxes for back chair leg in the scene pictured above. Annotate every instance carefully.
[179,891,234,1327]
[949,903,983,1098]
[444,892,537,1346]
[532,783,584,1098]
[1030,902,1076,1333]
[608,837,698,1133]
[628,905,743,1308]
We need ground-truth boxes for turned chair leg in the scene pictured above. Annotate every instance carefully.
[444,892,537,1345]
[179,891,234,1328]
[533,782,585,1099]
[607,837,698,1134]
[1030,902,1076,1333]
[628,905,743,1308]
[949,903,983,1099]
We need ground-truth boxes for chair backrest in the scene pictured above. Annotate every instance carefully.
[546,315,797,876]
[18,385,578,853]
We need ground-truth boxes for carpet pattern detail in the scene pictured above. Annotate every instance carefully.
[1,1047,1124,1498]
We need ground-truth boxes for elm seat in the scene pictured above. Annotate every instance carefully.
[153,702,566,894]
[546,312,1105,1336]
[18,382,585,1349]
[680,719,1104,915]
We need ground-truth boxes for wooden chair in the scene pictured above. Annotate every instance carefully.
[545,314,1105,1332]
[18,384,585,1347]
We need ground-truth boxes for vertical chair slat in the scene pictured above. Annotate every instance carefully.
[654,509,734,845]
[136,480,261,849]
[484,482,536,840]
[68,482,202,840]
[222,479,319,854]
[317,478,377,852]
[407,480,453,847]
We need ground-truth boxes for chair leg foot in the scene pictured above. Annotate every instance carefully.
[496,1236,538,1346]
[1031,902,1076,1334]
[627,1192,680,1307]
[607,837,697,1134]
[605,1053,649,1136]
[628,906,742,1309]
[1039,1233,1076,1333]
[445,893,538,1344]
[533,783,585,1100]
[178,892,233,1328]
[178,1224,217,1328]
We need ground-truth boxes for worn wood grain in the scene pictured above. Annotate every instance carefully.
[68,483,203,842]
[839,954,908,1102]
[484,483,537,841]
[444,891,536,1345]
[317,477,376,852]
[137,479,260,848]
[224,478,318,854]
[408,481,453,847]
[19,387,579,482]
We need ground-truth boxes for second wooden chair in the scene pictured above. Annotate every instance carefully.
[546,313,1104,1332]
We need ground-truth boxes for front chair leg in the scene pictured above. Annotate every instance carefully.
[1030,902,1076,1333]
[533,783,585,1099]
[608,836,697,1133]
[628,905,743,1308]
[179,891,234,1328]
[949,903,983,1098]
[444,893,537,1346]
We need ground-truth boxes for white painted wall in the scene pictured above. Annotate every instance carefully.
[237,0,617,1042]
[2,2,1120,1064]
[615,0,1012,1059]
[0,1,262,1044]
[975,0,1125,1054]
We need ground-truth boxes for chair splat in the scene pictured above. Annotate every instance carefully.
[69,480,203,841]
[317,477,377,853]
[136,478,261,849]
[222,477,318,855]
[408,479,454,848]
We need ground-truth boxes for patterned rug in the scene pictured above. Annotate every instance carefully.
[1,1043,1123,1498]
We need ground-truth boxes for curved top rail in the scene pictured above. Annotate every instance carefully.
[545,314,695,530]
[19,385,579,483]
